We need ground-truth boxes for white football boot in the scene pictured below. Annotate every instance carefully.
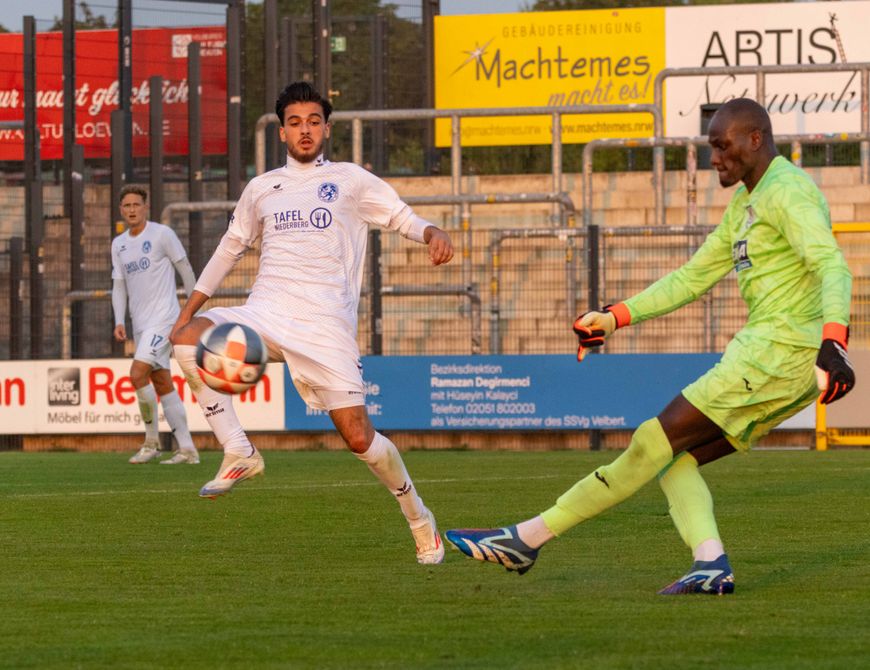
[411,507,445,565]
[160,449,201,465]
[128,441,161,464]
[199,447,265,498]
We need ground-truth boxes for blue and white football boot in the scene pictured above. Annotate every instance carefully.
[658,553,735,595]
[444,526,539,575]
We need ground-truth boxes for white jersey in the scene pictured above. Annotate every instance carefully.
[196,156,429,336]
[111,221,188,333]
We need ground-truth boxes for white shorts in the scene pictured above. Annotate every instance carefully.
[202,304,365,412]
[133,325,173,370]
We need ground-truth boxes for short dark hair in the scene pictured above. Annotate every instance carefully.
[119,184,147,203]
[275,81,332,124]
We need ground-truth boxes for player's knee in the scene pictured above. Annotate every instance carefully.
[629,418,673,461]
[345,433,371,454]
[170,318,212,346]
[129,366,151,388]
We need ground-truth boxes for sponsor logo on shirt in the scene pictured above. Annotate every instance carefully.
[142,240,152,253]
[317,182,339,202]
[310,207,332,229]
[732,239,752,272]
[273,209,311,231]
[138,257,151,271]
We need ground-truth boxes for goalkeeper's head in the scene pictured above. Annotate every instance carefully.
[707,98,778,192]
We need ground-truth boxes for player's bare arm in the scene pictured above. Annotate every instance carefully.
[423,226,454,266]
[113,324,127,341]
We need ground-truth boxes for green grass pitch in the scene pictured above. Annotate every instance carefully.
[2,449,868,669]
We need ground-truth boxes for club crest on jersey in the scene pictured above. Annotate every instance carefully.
[142,240,152,253]
[732,239,751,272]
[310,207,333,229]
[317,182,339,202]
[742,205,756,232]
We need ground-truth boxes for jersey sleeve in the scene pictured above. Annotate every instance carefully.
[768,180,852,328]
[110,239,123,280]
[161,225,188,263]
[624,221,734,324]
[224,179,263,248]
[354,168,429,243]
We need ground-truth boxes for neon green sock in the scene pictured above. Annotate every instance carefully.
[657,451,721,551]
[541,418,674,536]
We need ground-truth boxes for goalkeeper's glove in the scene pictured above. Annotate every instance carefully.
[815,323,854,404]
[573,303,630,362]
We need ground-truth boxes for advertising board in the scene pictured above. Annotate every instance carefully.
[0,26,227,160]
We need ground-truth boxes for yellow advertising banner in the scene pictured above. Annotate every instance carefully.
[434,8,665,146]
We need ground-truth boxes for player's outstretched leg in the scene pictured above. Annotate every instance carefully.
[658,553,735,595]
[354,431,443,564]
[174,344,265,497]
[447,418,673,574]
[445,526,539,575]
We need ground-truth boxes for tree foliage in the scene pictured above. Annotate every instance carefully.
[49,1,116,31]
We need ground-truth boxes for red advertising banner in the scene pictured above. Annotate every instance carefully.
[0,26,227,160]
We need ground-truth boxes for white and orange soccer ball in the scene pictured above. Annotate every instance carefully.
[195,322,268,394]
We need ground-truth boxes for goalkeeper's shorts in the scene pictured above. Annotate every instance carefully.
[682,331,818,451]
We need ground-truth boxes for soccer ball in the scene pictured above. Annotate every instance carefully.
[196,322,268,394]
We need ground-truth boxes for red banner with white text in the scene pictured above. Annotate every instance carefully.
[0,26,227,160]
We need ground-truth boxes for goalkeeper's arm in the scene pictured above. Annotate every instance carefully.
[573,303,631,362]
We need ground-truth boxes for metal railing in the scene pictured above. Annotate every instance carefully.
[60,287,251,360]
[582,132,870,227]
[653,63,870,186]
[256,105,660,223]
[403,192,577,289]
[487,227,585,354]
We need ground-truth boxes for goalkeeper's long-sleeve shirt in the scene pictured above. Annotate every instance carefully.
[623,156,852,348]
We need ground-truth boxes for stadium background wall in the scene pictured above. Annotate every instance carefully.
[0,168,868,452]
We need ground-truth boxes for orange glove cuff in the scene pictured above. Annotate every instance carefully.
[607,303,631,329]
[822,322,848,347]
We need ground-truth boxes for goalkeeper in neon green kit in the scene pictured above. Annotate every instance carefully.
[445,98,855,594]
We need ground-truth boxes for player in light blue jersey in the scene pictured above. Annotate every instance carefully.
[111,185,199,465]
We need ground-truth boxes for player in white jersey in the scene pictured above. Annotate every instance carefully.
[170,82,453,565]
[111,185,199,465]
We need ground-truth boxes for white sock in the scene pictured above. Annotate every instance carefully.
[136,385,159,443]
[694,538,725,562]
[160,390,196,452]
[173,344,253,457]
[355,432,426,525]
[516,516,555,549]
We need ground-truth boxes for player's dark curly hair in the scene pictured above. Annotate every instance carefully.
[275,82,333,124]
[119,184,147,202]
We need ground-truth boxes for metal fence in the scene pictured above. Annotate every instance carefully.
[5,205,869,365]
